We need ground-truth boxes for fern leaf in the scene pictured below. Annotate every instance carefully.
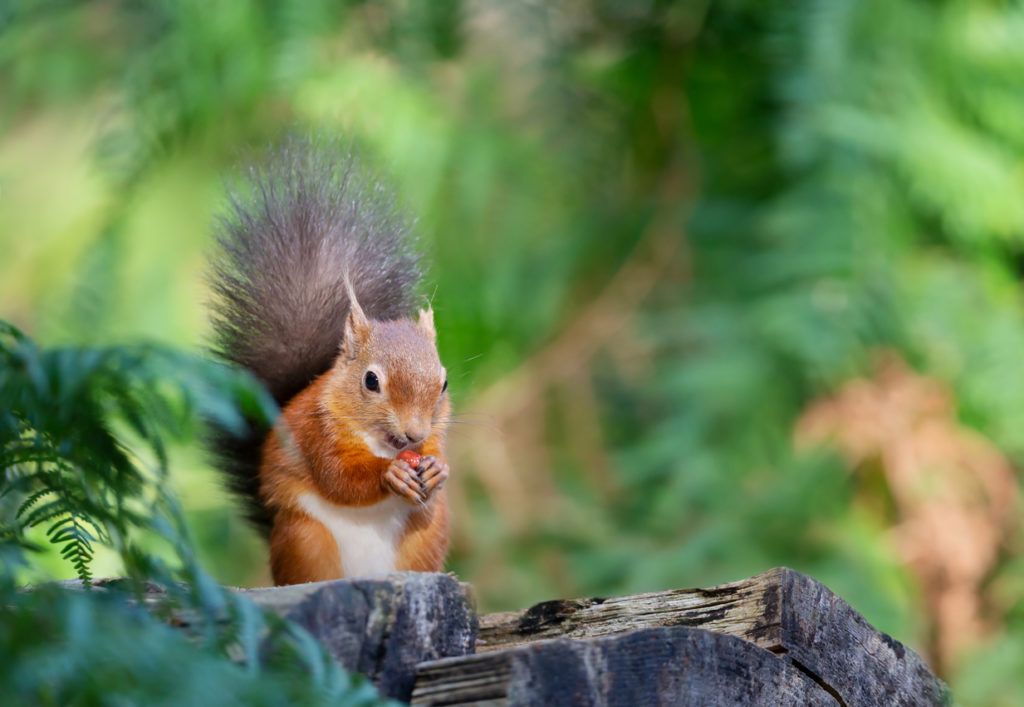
[15,489,54,520]
[19,499,69,530]
[51,513,96,583]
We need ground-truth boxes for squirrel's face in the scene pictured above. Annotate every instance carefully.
[327,308,448,459]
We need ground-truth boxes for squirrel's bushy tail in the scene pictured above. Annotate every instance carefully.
[206,134,422,530]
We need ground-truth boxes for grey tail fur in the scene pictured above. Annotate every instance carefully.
[206,134,422,532]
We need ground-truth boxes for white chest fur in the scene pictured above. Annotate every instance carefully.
[297,492,411,577]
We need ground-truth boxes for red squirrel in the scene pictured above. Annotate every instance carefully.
[206,136,451,585]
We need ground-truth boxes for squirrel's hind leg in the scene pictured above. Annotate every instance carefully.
[269,510,344,585]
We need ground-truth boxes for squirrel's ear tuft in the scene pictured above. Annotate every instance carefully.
[417,307,436,342]
[341,274,371,360]
[340,310,369,361]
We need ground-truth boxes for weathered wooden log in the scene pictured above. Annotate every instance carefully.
[473,567,949,706]
[53,568,949,704]
[242,572,476,702]
[412,625,839,706]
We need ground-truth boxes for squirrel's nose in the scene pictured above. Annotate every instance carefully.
[404,427,428,446]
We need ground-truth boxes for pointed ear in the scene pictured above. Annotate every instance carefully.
[417,307,436,342]
[340,275,371,361]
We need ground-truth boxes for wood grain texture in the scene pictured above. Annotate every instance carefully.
[477,567,785,654]
[242,572,476,702]
[52,568,950,706]
[774,569,950,707]
[474,567,950,706]
[413,626,838,706]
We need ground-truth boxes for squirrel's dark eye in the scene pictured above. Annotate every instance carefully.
[364,371,380,392]
[442,379,448,394]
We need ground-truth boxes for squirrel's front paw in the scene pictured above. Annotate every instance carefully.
[416,455,449,501]
[384,459,425,506]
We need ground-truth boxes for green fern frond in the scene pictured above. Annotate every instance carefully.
[54,513,95,583]
[18,498,70,531]
[15,488,54,519]
[0,318,275,584]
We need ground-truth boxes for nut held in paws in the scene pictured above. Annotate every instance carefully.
[397,450,421,467]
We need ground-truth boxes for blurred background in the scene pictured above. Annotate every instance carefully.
[1,0,1023,702]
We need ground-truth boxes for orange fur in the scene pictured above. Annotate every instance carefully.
[269,510,343,584]
[259,307,451,586]
[396,493,450,571]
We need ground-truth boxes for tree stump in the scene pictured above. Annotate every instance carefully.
[242,572,477,701]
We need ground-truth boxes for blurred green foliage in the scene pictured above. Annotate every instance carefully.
[2,1,1024,703]
[0,321,389,705]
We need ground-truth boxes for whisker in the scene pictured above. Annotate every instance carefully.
[438,416,503,435]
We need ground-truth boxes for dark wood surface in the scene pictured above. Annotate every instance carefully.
[470,567,950,706]
[413,625,839,706]
[53,568,950,705]
[242,572,476,702]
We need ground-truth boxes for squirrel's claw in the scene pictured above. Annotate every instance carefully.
[417,455,450,500]
[384,460,425,506]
